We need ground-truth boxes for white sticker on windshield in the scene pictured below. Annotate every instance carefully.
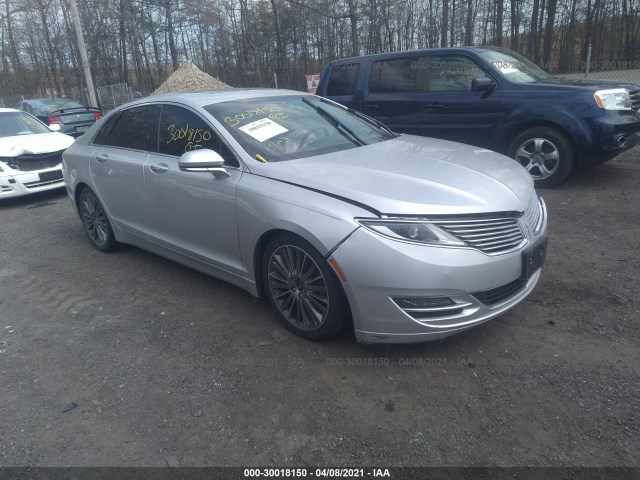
[239,118,288,142]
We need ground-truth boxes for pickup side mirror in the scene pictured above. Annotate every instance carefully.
[471,77,496,92]
[178,149,231,178]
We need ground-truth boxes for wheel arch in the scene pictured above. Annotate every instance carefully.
[499,120,578,162]
[253,228,334,299]
[252,227,351,306]
[74,181,92,209]
[253,227,354,337]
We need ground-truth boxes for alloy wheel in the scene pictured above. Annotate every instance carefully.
[514,138,560,180]
[267,245,330,330]
[80,192,109,247]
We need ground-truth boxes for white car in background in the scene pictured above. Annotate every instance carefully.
[0,108,75,199]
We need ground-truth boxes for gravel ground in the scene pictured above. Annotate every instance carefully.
[0,151,638,467]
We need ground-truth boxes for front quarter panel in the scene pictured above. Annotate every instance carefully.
[236,173,372,281]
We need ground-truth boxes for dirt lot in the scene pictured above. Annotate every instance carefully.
[1,151,639,468]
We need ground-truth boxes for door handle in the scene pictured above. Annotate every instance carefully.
[96,153,109,163]
[423,103,445,108]
[149,163,169,174]
[365,104,380,109]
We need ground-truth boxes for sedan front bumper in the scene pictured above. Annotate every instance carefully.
[0,167,65,198]
[331,223,547,344]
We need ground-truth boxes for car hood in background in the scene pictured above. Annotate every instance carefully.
[532,77,640,90]
[258,135,534,216]
[0,132,75,157]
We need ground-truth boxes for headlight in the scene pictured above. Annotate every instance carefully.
[593,88,632,110]
[0,157,15,172]
[357,218,464,246]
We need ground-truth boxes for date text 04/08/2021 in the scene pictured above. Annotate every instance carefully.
[243,468,391,477]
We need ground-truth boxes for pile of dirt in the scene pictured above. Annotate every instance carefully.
[151,61,231,96]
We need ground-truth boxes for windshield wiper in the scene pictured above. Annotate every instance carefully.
[345,107,397,137]
[301,97,365,146]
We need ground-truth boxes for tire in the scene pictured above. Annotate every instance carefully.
[261,234,350,341]
[77,187,117,252]
[507,127,574,188]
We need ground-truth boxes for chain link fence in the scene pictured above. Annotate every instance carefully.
[556,45,640,84]
[96,83,135,113]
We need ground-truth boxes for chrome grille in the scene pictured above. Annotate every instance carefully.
[523,195,543,234]
[23,178,64,189]
[630,89,640,111]
[435,217,524,254]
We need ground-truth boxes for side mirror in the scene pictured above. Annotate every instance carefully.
[178,149,231,178]
[49,124,61,132]
[471,77,496,92]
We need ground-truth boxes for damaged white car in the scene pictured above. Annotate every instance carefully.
[0,108,75,198]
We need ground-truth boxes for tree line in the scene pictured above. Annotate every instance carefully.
[1,0,639,102]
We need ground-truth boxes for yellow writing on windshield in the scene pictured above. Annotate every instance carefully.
[224,106,283,127]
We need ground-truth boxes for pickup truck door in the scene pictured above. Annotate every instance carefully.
[360,56,426,135]
[421,54,505,149]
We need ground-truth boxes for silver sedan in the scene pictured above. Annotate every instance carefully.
[62,89,547,343]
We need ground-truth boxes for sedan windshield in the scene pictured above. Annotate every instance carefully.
[0,112,51,138]
[478,50,554,83]
[205,95,395,162]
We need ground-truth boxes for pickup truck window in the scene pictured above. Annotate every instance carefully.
[327,63,360,96]
[427,56,488,92]
[477,50,554,83]
[369,58,420,93]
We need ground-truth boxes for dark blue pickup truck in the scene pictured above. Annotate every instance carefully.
[317,47,640,186]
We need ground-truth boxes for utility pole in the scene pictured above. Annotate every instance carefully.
[69,0,98,108]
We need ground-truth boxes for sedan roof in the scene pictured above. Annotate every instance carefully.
[126,88,307,110]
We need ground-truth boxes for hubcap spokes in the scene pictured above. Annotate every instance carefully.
[80,193,108,246]
[515,138,560,180]
[268,245,329,330]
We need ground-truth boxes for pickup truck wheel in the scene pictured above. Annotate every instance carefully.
[507,127,574,188]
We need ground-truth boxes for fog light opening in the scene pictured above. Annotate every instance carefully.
[615,135,630,148]
[393,296,455,309]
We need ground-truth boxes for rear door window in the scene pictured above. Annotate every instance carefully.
[369,58,421,93]
[326,63,360,96]
[92,113,121,146]
[106,105,160,151]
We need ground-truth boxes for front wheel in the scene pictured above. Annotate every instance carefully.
[78,187,117,252]
[507,127,574,188]
[262,234,350,340]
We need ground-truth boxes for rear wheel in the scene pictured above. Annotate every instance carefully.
[507,127,574,188]
[78,187,117,252]
[262,234,349,340]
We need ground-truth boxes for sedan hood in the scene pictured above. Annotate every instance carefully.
[0,132,74,157]
[258,135,534,216]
